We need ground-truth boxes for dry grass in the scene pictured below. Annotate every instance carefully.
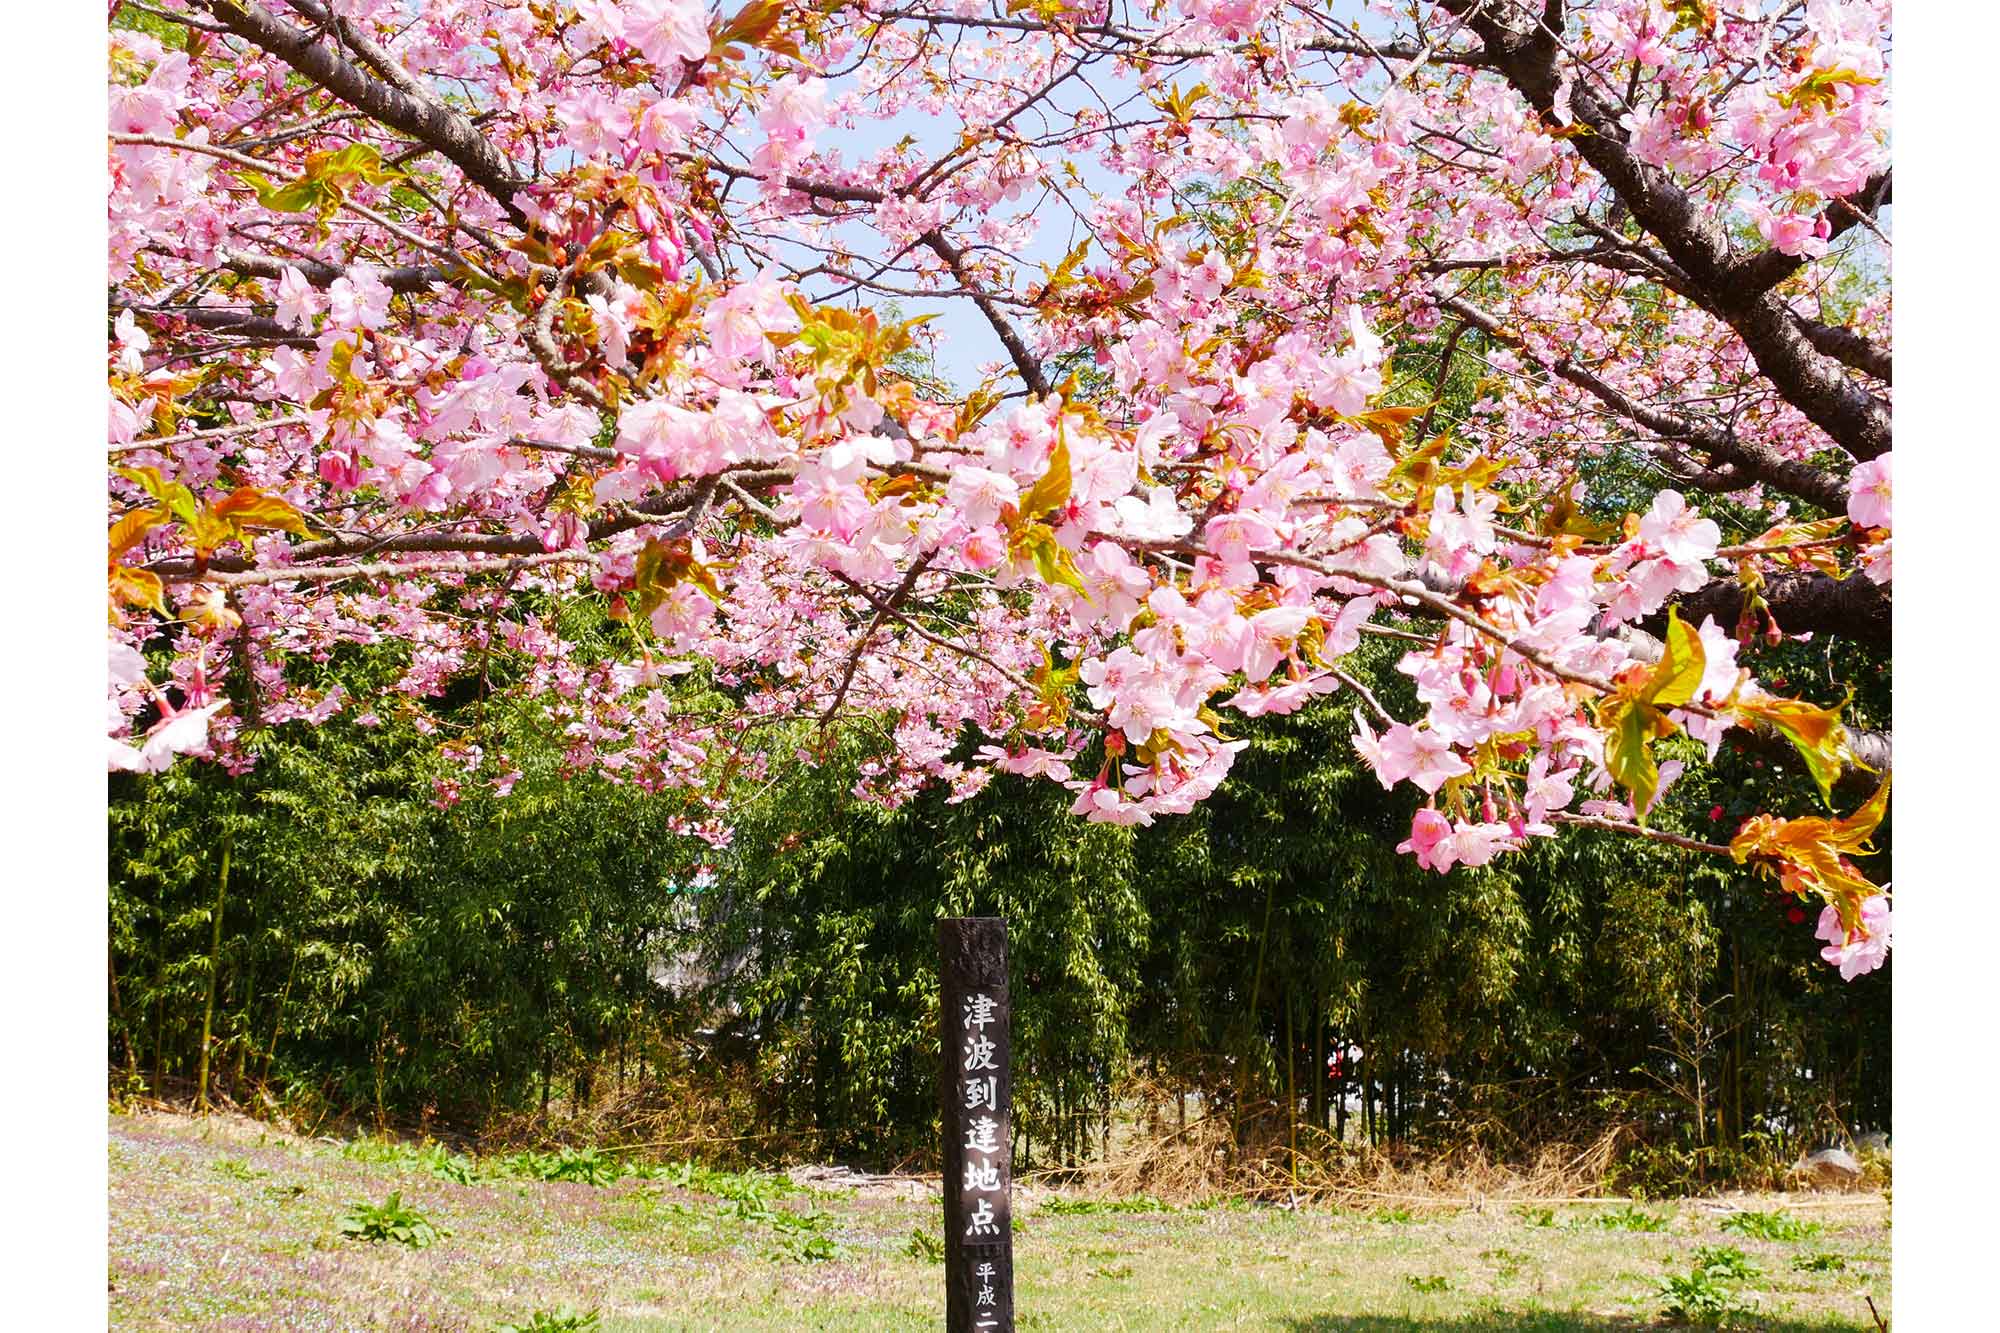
[109,1108,1892,1331]
[1027,1095,1635,1212]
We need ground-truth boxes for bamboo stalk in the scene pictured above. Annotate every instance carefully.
[194,833,231,1114]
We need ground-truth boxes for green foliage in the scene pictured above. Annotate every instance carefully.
[109,680,716,1125]
[1370,1206,1417,1226]
[1654,1261,1759,1324]
[654,1161,797,1206]
[495,1307,600,1333]
[338,1192,446,1248]
[1589,1203,1671,1233]
[107,582,1888,1193]
[905,1227,945,1262]
[1609,1141,1784,1197]
[1792,1251,1847,1272]
[1405,1274,1450,1293]
[213,1157,263,1182]
[1720,1210,1821,1242]
[777,1231,838,1263]
[502,1147,628,1188]
[1691,1245,1761,1281]
[429,1151,480,1185]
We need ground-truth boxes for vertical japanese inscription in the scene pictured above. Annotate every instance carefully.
[938,917,1014,1333]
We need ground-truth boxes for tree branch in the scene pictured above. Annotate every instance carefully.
[1439,295,1848,512]
[198,0,527,227]
[1439,0,1891,462]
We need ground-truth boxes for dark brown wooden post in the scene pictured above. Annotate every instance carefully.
[939,917,1014,1333]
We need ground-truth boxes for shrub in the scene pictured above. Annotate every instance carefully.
[1590,1203,1670,1232]
[338,1192,447,1248]
[501,1147,627,1187]
[1655,1264,1758,1324]
[1691,1245,1761,1281]
[1720,1210,1820,1242]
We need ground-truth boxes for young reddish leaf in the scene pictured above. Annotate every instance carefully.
[1735,693,1862,808]
[109,507,170,560]
[212,487,314,539]
[109,564,168,618]
[1348,403,1433,451]
[1730,776,1890,928]
[186,507,238,558]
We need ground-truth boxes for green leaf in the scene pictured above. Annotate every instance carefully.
[1018,433,1072,524]
[317,142,400,187]
[116,465,200,527]
[1599,696,1675,820]
[1638,607,1705,709]
[1019,526,1086,594]
[1735,692,1861,808]
[236,170,328,215]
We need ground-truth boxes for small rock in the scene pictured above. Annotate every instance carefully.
[1854,1131,1890,1157]
[1791,1147,1863,1188]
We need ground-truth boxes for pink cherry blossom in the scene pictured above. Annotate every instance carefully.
[1637,490,1722,566]
[1816,894,1892,980]
[1847,452,1891,530]
[274,266,317,330]
[1397,807,1455,872]
[101,2,1895,981]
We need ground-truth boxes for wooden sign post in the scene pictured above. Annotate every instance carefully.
[938,917,1015,1333]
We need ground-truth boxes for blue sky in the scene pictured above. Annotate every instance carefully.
[756,1,1396,391]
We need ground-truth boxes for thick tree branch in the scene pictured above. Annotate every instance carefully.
[217,246,446,294]
[121,303,315,348]
[148,468,792,578]
[1790,315,1891,385]
[1439,1,1891,462]
[1440,295,1849,512]
[1647,570,1890,653]
[921,229,1051,398]
[199,0,527,227]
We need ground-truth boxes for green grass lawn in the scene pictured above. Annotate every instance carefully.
[108,1110,1890,1330]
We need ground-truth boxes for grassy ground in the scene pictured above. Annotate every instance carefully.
[108,1110,1890,1331]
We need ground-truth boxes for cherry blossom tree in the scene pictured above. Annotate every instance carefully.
[107,0,1893,976]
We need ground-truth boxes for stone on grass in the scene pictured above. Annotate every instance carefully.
[1790,1147,1863,1189]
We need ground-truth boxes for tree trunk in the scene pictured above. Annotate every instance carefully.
[1362,1057,1374,1146]
[1237,880,1277,1155]
[108,953,138,1079]
[261,945,301,1084]
[229,960,255,1095]
[1335,1049,1348,1145]
[1309,997,1326,1137]
[1284,994,1297,1178]
[194,835,232,1115]
[372,1022,389,1130]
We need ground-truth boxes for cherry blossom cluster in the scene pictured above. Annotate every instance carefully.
[107,1,1892,976]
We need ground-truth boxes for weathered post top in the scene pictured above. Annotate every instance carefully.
[938,917,1015,1333]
